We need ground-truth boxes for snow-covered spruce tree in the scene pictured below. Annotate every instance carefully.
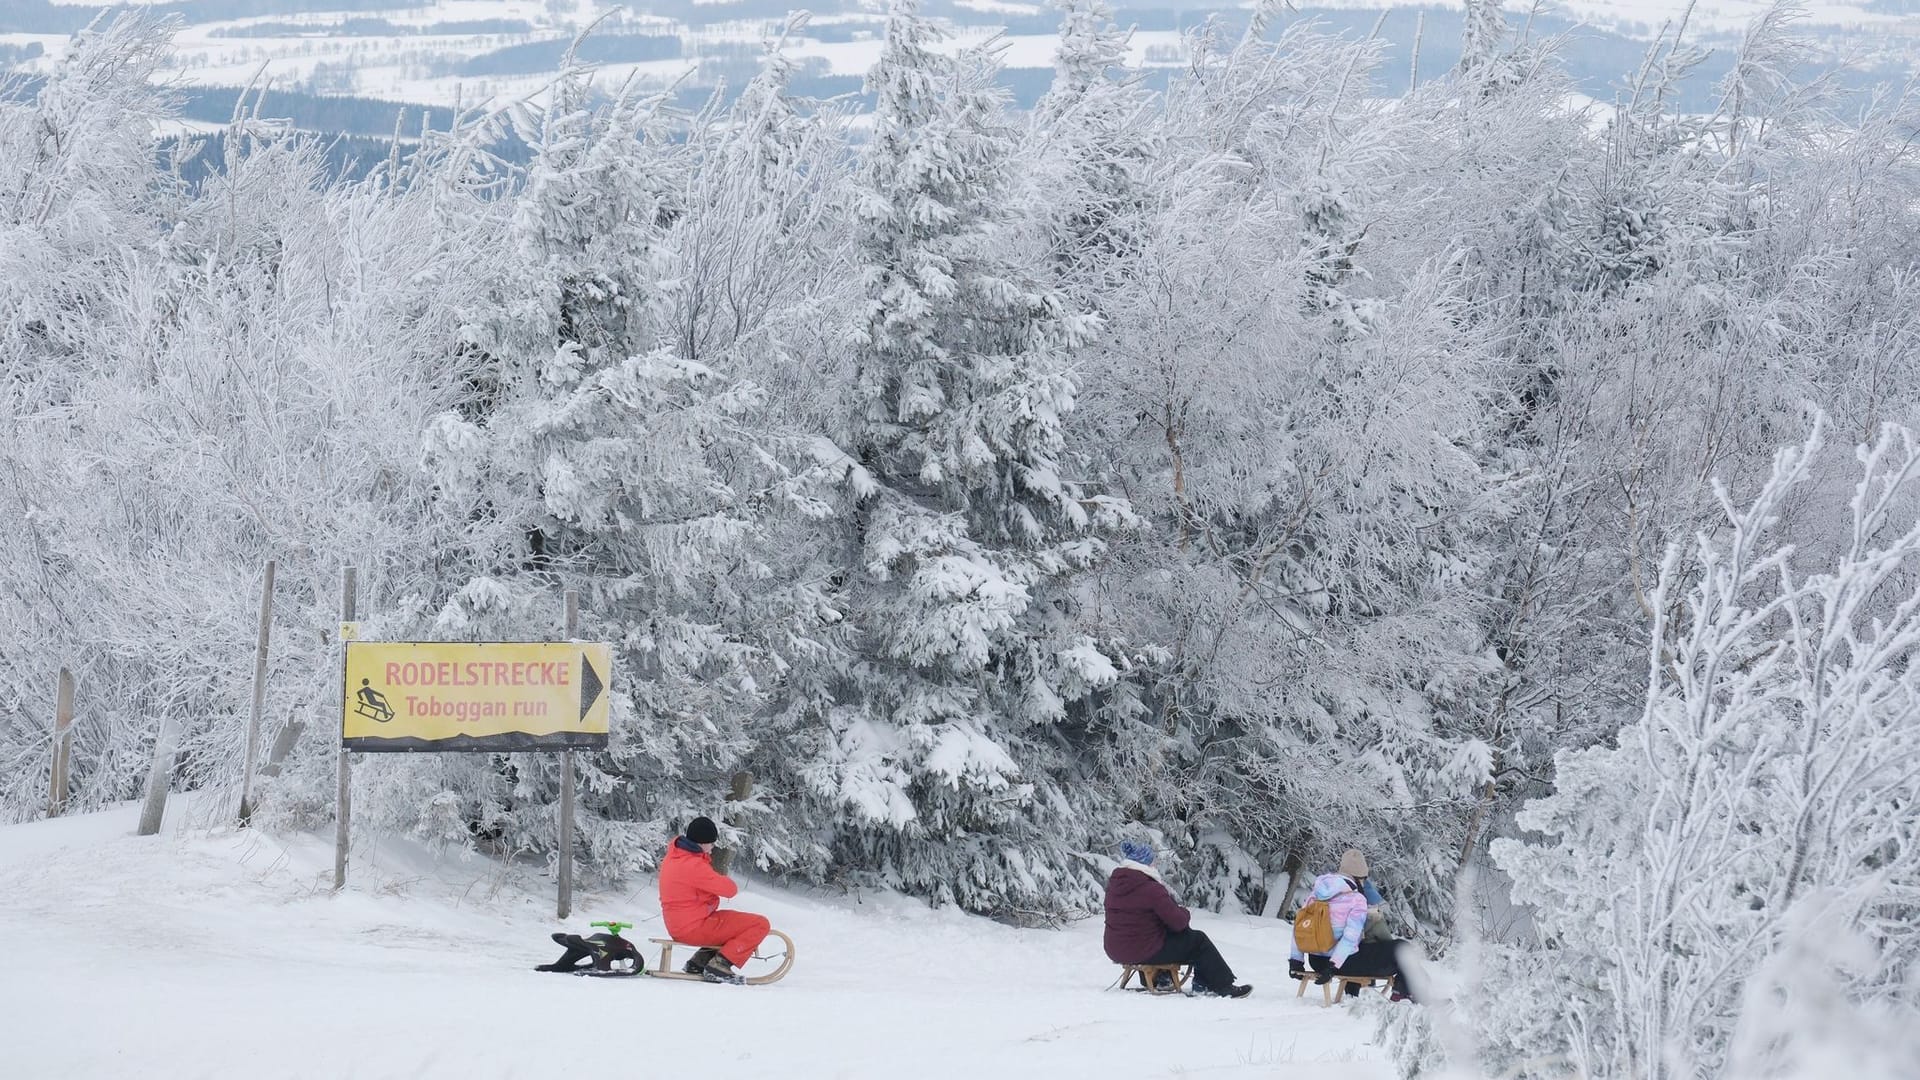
[651,26,866,876]
[419,63,841,879]
[1471,419,1920,1078]
[810,0,1137,916]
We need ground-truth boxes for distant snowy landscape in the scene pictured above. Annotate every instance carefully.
[3,0,1916,129]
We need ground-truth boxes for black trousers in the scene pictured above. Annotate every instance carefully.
[1145,928,1237,991]
[1310,939,1410,998]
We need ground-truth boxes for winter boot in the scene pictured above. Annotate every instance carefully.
[1223,984,1254,999]
[683,947,718,976]
[702,954,739,982]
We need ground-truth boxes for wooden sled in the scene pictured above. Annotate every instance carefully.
[647,928,796,986]
[1293,968,1392,1007]
[1117,963,1191,995]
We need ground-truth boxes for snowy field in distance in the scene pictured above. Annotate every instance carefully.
[0,802,1395,1079]
[5,0,1914,116]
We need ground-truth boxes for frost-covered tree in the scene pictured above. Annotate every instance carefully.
[0,16,183,816]
[0,16,502,830]
[1457,0,1524,91]
[1468,419,1920,1078]
[1058,24,1517,923]
[810,0,1137,915]
[665,15,854,374]
[1423,6,1920,886]
[1027,0,1155,305]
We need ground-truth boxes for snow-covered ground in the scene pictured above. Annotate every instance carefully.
[0,804,1395,1079]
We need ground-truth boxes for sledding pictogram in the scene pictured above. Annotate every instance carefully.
[352,679,394,723]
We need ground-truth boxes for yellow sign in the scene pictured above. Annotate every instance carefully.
[342,642,611,752]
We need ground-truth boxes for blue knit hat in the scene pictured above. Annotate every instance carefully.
[1120,840,1155,865]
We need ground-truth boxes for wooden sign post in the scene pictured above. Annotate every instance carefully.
[558,589,579,920]
[335,566,356,890]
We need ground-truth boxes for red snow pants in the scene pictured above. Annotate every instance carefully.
[673,910,771,967]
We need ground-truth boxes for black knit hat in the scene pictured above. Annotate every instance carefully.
[685,816,719,845]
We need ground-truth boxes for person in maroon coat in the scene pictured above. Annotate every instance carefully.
[1103,841,1252,998]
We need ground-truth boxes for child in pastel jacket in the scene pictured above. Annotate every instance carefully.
[1288,849,1413,1000]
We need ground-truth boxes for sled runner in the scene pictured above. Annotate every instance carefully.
[647,929,796,986]
[1292,967,1392,1007]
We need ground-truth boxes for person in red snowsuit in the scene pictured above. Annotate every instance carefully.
[658,816,769,980]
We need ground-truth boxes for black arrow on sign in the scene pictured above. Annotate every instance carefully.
[579,652,605,723]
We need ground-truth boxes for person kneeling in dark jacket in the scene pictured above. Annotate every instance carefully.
[1103,840,1252,998]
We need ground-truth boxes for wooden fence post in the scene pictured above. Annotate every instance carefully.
[711,771,753,876]
[260,703,304,779]
[238,558,276,826]
[136,714,176,836]
[48,668,74,817]
[335,566,356,890]
[557,589,579,921]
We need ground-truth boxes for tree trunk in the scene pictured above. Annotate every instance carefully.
[711,771,754,876]
[1261,851,1305,919]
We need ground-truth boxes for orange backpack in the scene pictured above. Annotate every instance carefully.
[1293,898,1335,954]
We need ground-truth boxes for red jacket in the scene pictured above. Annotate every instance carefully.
[658,840,738,939]
[1103,865,1191,963]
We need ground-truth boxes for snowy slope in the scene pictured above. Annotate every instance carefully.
[0,804,1396,1079]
